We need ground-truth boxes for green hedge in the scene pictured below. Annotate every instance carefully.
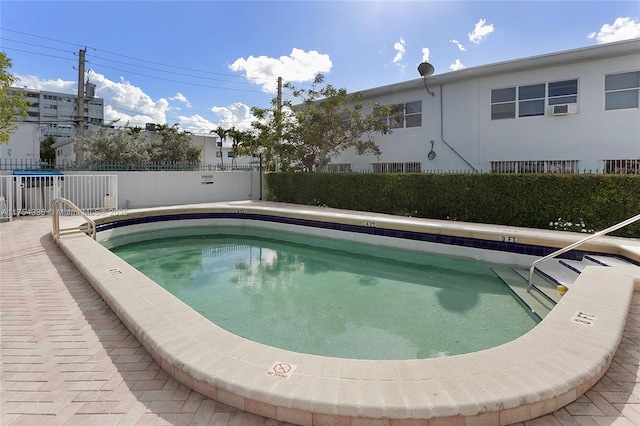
[265,173,640,238]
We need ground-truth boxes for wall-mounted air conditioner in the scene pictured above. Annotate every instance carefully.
[549,104,578,116]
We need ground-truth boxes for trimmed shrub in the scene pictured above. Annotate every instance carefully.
[265,173,640,238]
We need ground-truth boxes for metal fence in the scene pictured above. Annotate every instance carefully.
[0,174,118,220]
[0,158,255,172]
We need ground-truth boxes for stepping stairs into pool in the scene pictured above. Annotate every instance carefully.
[491,254,640,320]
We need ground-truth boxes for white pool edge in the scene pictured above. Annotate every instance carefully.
[55,201,638,425]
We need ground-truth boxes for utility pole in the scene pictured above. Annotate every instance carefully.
[275,76,283,172]
[277,76,282,112]
[75,48,86,165]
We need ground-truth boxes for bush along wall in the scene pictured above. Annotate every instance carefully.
[265,173,640,238]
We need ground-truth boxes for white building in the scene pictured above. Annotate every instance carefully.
[333,38,640,174]
[51,125,253,170]
[1,87,104,166]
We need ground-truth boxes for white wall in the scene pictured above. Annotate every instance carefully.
[1,123,42,161]
[336,42,640,173]
[63,170,266,208]
[477,53,640,171]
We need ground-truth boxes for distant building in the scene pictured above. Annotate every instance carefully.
[1,88,104,164]
[333,38,640,174]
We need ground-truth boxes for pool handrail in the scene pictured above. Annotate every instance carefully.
[527,212,640,291]
[51,197,96,242]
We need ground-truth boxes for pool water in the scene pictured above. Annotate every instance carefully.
[110,227,538,359]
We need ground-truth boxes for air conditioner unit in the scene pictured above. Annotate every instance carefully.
[549,104,578,116]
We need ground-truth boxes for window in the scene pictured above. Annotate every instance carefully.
[548,79,578,105]
[603,159,639,174]
[491,88,516,120]
[405,101,422,127]
[327,163,352,172]
[489,160,578,174]
[378,101,422,128]
[605,71,639,110]
[491,79,578,120]
[227,152,234,158]
[216,151,221,158]
[372,162,421,173]
[518,84,545,117]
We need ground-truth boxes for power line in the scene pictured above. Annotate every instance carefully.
[1,28,309,88]
[1,28,267,81]
[87,62,264,93]
[2,35,275,94]
[1,46,76,63]
[86,53,253,85]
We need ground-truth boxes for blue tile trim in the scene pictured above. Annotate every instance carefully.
[96,212,617,262]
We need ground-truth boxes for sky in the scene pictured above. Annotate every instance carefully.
[1,1,639,136]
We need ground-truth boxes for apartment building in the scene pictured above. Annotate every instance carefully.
[334,38,640,174]
[1,87,104,161]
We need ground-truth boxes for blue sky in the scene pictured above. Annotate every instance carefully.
[2,1,639,135]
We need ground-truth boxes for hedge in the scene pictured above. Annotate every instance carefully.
[265,173,640,238]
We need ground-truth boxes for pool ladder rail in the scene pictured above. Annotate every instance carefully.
[51,197,96,243]
[526,213,640,292]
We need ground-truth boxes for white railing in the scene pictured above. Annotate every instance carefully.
[528,213,640,291]
[0,174,117,218]
[0,176,13,221]
[490,160,579,174]
[51,198,96,242]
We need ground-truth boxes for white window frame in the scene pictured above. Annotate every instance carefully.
[605,71,640,110]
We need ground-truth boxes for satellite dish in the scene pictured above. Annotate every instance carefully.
[417,62,435,77]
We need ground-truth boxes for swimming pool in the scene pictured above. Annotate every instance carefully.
[55,201,637,424]
[109,226,539,360]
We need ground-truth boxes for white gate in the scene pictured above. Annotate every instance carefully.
[0,174,118,219]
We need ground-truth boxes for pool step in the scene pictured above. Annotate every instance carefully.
[534,255,640,290]
[491,266,557,320]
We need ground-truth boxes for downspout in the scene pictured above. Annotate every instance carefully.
[439,85,477,172]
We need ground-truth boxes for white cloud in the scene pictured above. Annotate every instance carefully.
[468,19,494,44]
[177,114,217,135]
[421,48,430,62]
[587,17,640,44]
[229,48,332,93]
[170,92,191,108]
[13,74,75,92]
[211,102,255,131]
[14,71,247,135]
[393,38,406,64]
[88,71,169,127]
[450,39,466,52]
[450,59,465,71]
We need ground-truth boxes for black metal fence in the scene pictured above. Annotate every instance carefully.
[0,159,255,172]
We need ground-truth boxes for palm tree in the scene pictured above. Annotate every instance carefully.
[210,126,229,169]
[227,127,244,170]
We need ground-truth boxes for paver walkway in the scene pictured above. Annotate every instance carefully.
[1,216,639,426]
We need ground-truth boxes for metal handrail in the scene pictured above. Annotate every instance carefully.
[51,197,96,242]
[527,213,640,291]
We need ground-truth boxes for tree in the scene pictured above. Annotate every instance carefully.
[210,126,229,169]
[227,126,253,169]
[251,99,288,171]
[261,74,396,172]
[40,135,56,163]
[147,123,201,163]
[0,52,29,144]
[82,128,150,164]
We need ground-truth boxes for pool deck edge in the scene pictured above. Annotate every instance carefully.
[56,202,638,425]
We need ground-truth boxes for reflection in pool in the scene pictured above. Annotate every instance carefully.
[111,227,538,359]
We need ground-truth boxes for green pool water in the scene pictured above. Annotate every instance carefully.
[110,227,538,360]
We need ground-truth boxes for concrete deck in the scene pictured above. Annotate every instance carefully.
[2,215,640,425]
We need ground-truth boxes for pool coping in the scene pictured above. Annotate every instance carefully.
[55,201,638,425]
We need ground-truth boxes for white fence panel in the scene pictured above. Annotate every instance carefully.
[0,176,13,221]
[60,175,118,214]
[0,174,118,218]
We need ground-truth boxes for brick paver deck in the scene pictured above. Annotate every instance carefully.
[1,216,639,425]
